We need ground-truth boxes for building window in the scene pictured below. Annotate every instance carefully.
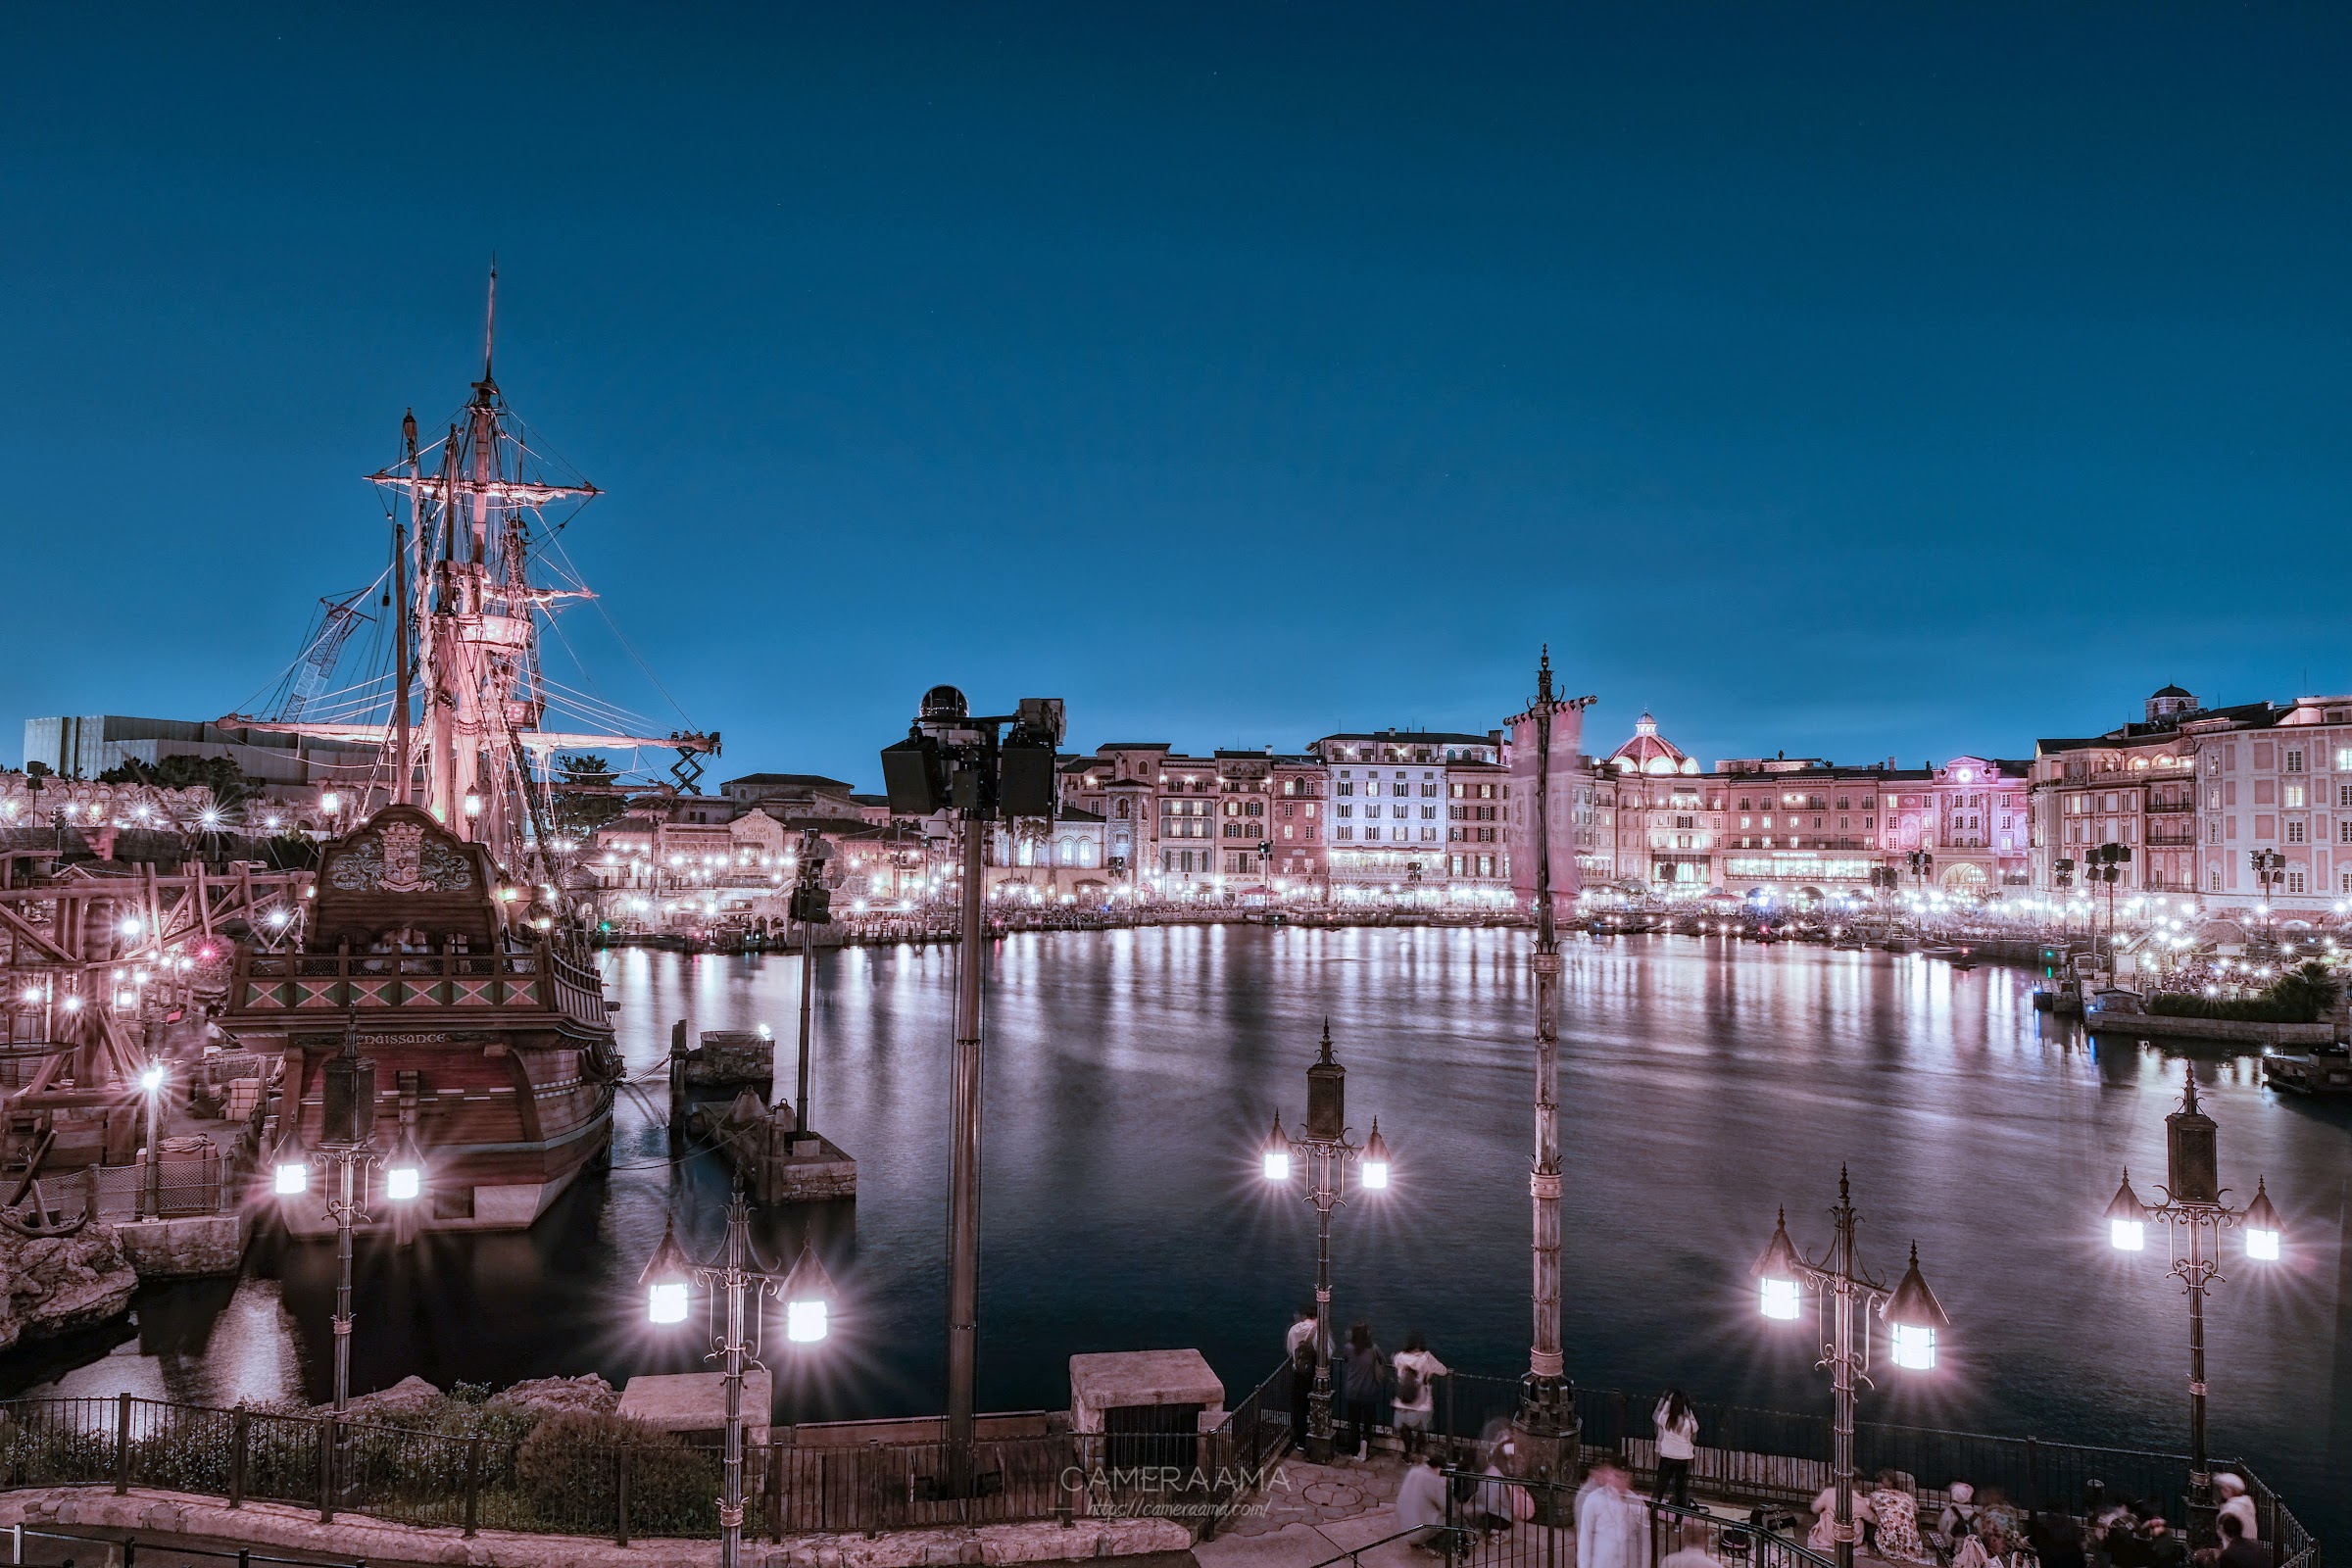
[1336,827,1352,842]
[2286,820,2306,843]
[2288,869,2307,894]
[2285,750,2305,773]
[2284,784,2307,809]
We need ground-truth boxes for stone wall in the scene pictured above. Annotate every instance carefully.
[114,1210,251,1279]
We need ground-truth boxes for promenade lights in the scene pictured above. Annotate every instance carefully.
[463,786,484,818]
[641,1190,834,1568]
[2102,1066,2282,1533]
[1750,1170,1947,1568]
[1260,1021,1393,1461]
[2105,1173,2149,1251]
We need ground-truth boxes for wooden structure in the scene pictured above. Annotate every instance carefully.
[220,806,618,1233]
[0,843,306,1186]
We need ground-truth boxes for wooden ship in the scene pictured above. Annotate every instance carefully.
[217,272,717,1233]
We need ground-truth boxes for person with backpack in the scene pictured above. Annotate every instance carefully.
[1390,1332,1449,1458]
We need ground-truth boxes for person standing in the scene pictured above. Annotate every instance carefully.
[1578,1456,1646,1568]
[1287,1305,1320,1361]
[1391,1332,1450,1458]
[1288,1336,1318,1451]
[1652,1389,1698,1508]
[2214,1474,2259,1544]
[1340,1321,1388,1460]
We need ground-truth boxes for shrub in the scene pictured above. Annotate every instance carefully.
[514,1411,719,1536]
[2150,961,2343,1024]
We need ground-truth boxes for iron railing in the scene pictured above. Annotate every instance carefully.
[0,1378,2317,1565]
[6,1523,365,1567]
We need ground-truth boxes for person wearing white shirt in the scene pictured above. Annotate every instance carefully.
[1652,1389,1699,1509]
[1577,1456,1646,1568]
[1390,1334,1450,1457]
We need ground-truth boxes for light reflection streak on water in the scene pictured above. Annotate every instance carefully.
[7,929,2340,1548]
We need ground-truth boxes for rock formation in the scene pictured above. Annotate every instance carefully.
[0,1223,139,1351]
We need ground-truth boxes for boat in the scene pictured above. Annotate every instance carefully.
[1947,946,1979,971]
[217,274,718,1233]
[2262,1042,2352,1096]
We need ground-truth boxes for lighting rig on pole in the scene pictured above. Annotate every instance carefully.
[880,687,1063,1496]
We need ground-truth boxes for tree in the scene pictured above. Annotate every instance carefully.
[552,754,628,838]
[97,755,258,808]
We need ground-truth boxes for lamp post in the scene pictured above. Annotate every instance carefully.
[1752,1170,1949,1568]
[270,1030,422,1414]
[789,829,833,1149]
[641,1188,834,1568]
[880,686,1063,1494]
[2103,1066,2281,1537]
[1258,1020,1391,1462]
[138,1059,166,1219]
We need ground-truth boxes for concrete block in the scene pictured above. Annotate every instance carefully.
[1069,1349,1224,1436]
[618,1369,774,1446]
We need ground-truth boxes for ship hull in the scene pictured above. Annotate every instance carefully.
[223,923,620,1235]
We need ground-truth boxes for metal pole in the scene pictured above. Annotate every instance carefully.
[797,908,815,1140]
[720,1204,748,1568]
[1308,1146,1336,1462]
[142,1077,161,1220]
[1516,651,1573,1491]
[332,1153,354,1413]
[2186,1218,2210,1519]
[945,809,987,1486]
[1830,1186,1858,1568]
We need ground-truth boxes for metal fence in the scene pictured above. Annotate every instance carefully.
[6,1522,365,1568]
[0,1380,2317,1565]
[1435,1477,1837,1568]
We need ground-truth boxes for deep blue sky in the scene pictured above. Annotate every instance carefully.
[5,5,2348,787]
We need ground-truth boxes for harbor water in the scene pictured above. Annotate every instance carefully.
[9,928,2346,1546]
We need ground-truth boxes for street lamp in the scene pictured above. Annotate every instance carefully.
[1258,1020,1393,1461]
[879,684,1062,1494]
[2103,1067,2282,1534]
[789,828,834,1151]
[272,1031,420,1414]
[1751,1170,1949,1568]
[641,1189,834,1568]
[138,1060,167,1219]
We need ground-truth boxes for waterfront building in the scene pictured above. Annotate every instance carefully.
[1443,756,1512,897]
[1213,750,1275,887]
[2188,694,2352,911]
[2030,687,2274,902]
[1269,756,1328,897]
[986,805,1110,904]
[719,772,869,826]
[1057,743,1170,889]
[1306,730,1498,901]
[1593,713,1722,894]
[1716,756,2029,899]
[1153,752,1220,894]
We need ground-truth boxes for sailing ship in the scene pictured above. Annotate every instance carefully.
[218,273,717,1232]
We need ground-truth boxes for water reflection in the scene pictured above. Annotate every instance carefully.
[3,931,2341,1545]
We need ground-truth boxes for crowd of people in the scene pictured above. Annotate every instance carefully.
[1281,1310,2268,1568]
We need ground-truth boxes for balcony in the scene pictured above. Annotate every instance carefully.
[2144,800,2194,813]
[2146,831,2198,848]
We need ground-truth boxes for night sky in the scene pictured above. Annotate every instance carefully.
[5,5,2347,786]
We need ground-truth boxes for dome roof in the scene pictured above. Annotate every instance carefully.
[2151,683,2193,700]
[1607,712,1697,775]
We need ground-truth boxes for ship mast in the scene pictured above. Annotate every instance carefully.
[222,269,718,883]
